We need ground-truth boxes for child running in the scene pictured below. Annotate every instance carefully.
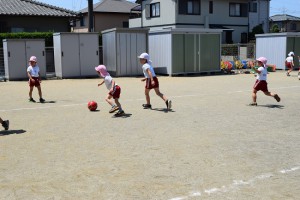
[27,56,45,103]
[285,52,294,76]
[95,65,124,117]
[138,53,172,110]
[0,117,9,130]
[249,57,281,106]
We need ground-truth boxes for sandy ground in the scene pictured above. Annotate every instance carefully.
[0,71,300,200]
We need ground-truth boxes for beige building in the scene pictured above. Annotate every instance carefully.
[73,0,138,33]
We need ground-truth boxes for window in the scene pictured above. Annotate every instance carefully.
[229,3,248,17]
[179,0,201,15]
[209,1,213,14]
[290,23,297,30]
[80,18,85,27]
[150,3,160,17]
[249,2,257,13]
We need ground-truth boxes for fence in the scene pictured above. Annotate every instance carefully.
[221,43,256,61]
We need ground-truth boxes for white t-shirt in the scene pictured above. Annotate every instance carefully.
[142,63,156,78]
[27,65,40,77]
[256,66,267,81]
[104,75,117,90]
[286,56,293,63]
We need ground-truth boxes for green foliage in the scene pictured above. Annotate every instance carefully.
[270,24,280,33]
[0,32,103,47]
[248,24,264,41]
[0,32,54,47]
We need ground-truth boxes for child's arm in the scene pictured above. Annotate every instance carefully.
[146,69,155,85]
[38,72,42,83]
[110,80,116,92]
[27,71,34,82]
[98,80,104,87]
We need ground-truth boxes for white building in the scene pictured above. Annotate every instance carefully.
[130,0,270,44]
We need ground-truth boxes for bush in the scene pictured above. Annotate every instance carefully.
[0,32,103,47]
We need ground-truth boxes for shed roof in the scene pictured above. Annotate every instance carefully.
[80,0,138,14]
[270,14,300,22]
[0,0,77,17]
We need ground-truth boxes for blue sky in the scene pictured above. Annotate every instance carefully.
[37,0,300,17]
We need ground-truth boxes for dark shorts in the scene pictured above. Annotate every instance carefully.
[253,80,268,92]
[145,77,159,89]
[29,77,40,87]
[286,62,293,69]
[109,85,121,99]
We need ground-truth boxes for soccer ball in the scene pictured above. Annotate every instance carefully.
[88,101,98,111]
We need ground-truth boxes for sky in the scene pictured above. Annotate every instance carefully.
[36,0,300,17]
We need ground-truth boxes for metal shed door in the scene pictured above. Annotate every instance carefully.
[4,41,27,80]
[25,41,46,78]
[199,34,220,72]
[79,34,99,77]
[61,34,80,77]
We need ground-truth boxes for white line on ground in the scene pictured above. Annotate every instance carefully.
[169,166,300,200]
[1,85,299,113]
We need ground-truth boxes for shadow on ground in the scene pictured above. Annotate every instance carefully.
[0,129,27,136]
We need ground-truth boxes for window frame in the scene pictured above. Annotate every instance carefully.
[179,0,201,15]
[150,2,160,18]
[229,3,248,17]
[209,1,213,14]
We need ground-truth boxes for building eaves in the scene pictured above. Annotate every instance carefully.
[79,0,138,14]
[0,0,77,17]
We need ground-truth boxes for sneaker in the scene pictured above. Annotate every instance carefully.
[166,100,172,110]
[286,72,290,76]
[109,106,119,113]
[274,94,281,102]
[249,102,257,106]
[39,98,45,103]
[298,72,300,80]
[142,104,152,109]
[2,120,9,130]
[29,98,36,102]
[114,110,125,117]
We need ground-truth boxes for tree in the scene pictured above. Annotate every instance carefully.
[248,24,264,41]
[270,24,280,33]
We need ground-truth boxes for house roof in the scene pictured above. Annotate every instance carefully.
[270,14,300,22]
[80,0,138,14]
[0,0,77,17]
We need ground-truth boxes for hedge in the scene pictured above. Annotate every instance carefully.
[0,32,102,47]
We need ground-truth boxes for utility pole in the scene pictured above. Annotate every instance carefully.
[88,0,94,32]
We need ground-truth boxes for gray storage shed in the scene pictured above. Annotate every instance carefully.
[148,28,222,75]
[102,28,149,76]
[3,39,46,81]
[53,33,99,78]
[256,33,300,70]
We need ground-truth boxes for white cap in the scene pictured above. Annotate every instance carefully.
[138,53,150,61]
[288,52,294,56]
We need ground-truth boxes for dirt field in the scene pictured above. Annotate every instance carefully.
[1,71,300,200]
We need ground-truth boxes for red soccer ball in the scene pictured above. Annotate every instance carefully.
[88,101,98,111]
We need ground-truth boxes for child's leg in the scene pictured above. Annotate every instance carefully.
[29,86,34,98]
[105,94,115,107]
[154,87,167,101]
[114,98,123,111]
[145,89,151,105]
[263,91,280,102]
[37,86,43,99]
[252,89,257,103]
